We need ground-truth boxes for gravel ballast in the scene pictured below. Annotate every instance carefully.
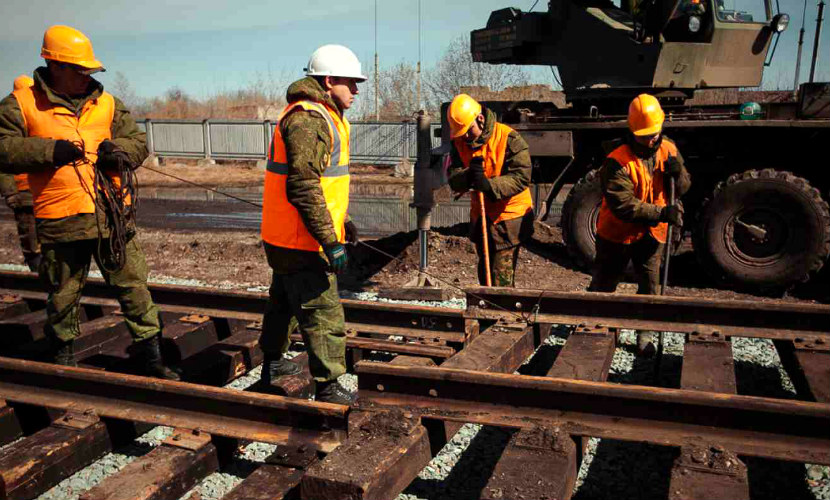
[0,268,820,499]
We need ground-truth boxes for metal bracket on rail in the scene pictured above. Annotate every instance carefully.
[793,335,830,352]
[52,409,100,430]
[163,428,212,452]
[674,443,745,478]
[179,314,211,324]
[574,324,618,338]
[687,330,728,343]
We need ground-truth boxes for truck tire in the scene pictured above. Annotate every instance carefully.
[561,169,603,269]
[693,169,830,289]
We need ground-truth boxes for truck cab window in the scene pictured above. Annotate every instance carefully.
[716,0,770,22]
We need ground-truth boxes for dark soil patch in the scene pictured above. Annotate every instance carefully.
[0,216,825,304]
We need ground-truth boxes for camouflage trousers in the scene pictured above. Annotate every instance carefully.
[40,237,160,343]
[588,235,664,295]
[13,206,40,271]
[259,265,347,383]
[3,189,40,271]
[474,243,521,287]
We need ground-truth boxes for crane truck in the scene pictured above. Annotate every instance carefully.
[437,0,829,291]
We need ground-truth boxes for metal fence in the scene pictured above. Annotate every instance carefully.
[348,188,562,235]
[138,119,442,165]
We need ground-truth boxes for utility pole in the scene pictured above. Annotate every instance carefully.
[375,0,380,121]
[809,0,825,83]
[416,0,422,112]
[794,0,808,90]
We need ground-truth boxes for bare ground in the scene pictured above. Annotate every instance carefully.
[2,219,825,305]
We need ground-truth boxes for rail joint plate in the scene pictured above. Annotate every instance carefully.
[52,409,100,430]
[163,428,212,451]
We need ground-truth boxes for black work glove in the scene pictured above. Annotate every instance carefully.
[344,220,359,245]
[664,155,683,178]
[468,158,491,194]
[97,140,132,170]
[660,204,684,226]
[53,140,84,167]
[324,243,348,275]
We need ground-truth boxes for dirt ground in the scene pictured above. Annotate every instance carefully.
[1,161,824,304]
[2,218,825,305]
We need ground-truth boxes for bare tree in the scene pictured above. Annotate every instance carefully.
[244,69,293,119]
[378,61,419,121]
[761,65,793,91]
[145,86,194,119]
[350,71,378,121]
[425,36,532,108]
[109,71,142,111]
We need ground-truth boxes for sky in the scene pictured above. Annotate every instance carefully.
[0,0,827,101]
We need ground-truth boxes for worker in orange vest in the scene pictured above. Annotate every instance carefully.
[446,94,534,287]
[259,45,365,405]
[589,94,691,355]
[0,75,40,271]
[0,25,178,379]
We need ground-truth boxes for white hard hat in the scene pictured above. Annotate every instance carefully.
[305,44,367,82]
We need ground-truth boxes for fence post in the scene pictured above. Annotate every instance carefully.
[402,123,410,162]
[144,119,154,155]
[202,119,213,163]
[263,120,272,159]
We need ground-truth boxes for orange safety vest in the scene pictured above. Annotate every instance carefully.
[261,100,350,252]
[452,122,533,224]
[14,174,29,193]
[596,140,679,244]
[12,85,117,219]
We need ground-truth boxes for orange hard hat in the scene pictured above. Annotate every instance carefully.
[13,74,34,91]
[447,94,482,139]
[628,94,665,136]
[41,25,104,72]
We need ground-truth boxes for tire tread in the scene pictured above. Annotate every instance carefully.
[692,169,830,288]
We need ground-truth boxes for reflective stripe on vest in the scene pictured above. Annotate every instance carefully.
[261,100,351,252]
[452,122,533,224]
[13,86,116,219]
[595,140,679,245]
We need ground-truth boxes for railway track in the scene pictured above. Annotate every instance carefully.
[0,269,828,500]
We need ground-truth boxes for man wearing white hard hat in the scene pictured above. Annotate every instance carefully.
[259,44,365,405]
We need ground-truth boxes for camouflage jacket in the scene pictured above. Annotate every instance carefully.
[0,173,33,209]
[0,172,18,199]
[0,67,147,243]
[447,108,534,249]
[600,134,691,224]
[267,76,353,274]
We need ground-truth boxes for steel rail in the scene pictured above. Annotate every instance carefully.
[0,357,347,452]
[355,362,830,465]
[0,270,467,334]
[5,271,828,343]
[465,287,830,342]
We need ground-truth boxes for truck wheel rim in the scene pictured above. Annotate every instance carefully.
[724,207,789,266]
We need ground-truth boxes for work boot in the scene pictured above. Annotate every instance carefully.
[51,338,77,367]
[636,332,656,357]
[134,335,180,380]
[260,355,302,385]
[316,380,356,406]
